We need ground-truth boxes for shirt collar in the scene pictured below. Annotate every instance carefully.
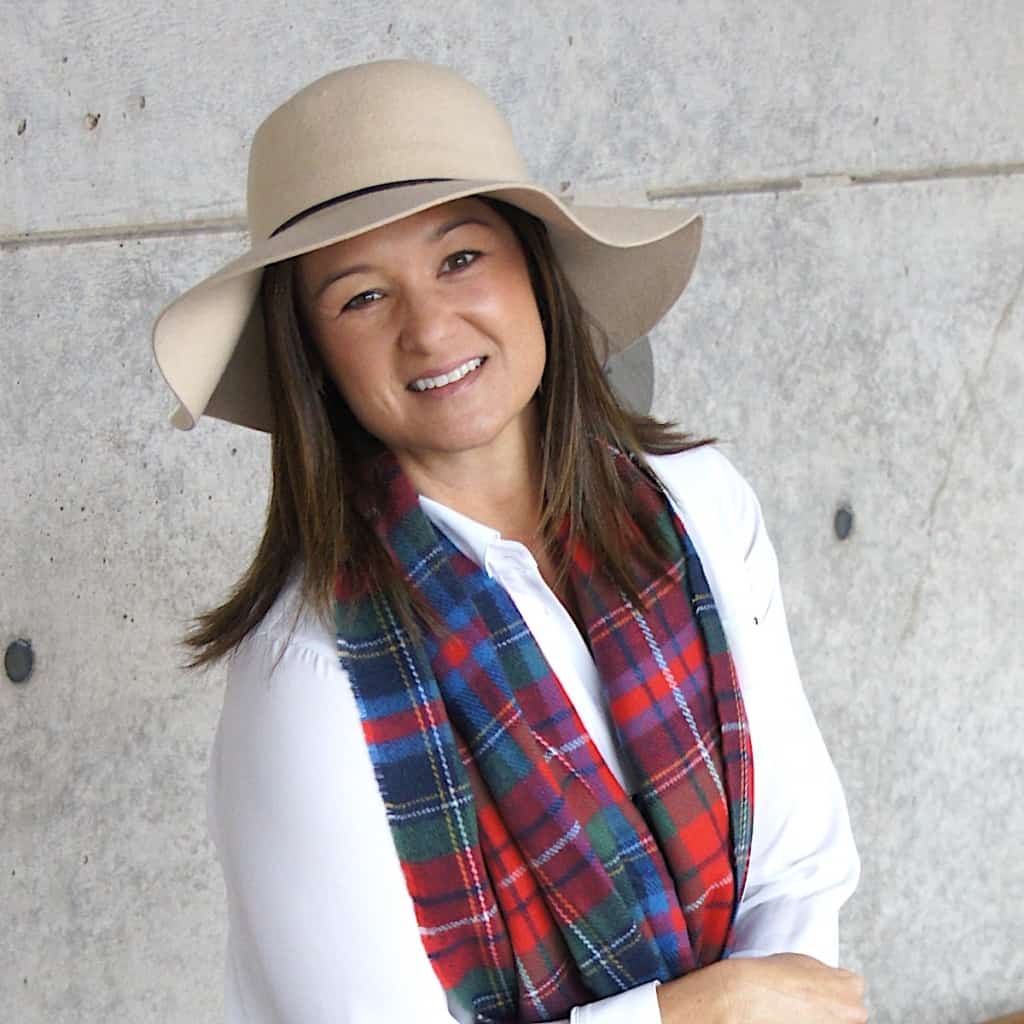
[418,494,502,569]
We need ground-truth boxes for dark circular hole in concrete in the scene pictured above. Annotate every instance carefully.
[834,504,854,541]
[5,639,34,684]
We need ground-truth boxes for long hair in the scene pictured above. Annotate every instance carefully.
[181,199,708,669]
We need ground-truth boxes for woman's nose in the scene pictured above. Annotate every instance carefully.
[397,285,456,354]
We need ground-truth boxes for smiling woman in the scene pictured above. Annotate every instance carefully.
[151,60,867,1024]
[295,200,547,498]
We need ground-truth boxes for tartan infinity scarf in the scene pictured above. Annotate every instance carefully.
[334,450,754,1022]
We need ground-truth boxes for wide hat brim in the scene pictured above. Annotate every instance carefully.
[152,178,702,433]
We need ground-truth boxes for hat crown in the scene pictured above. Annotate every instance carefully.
[246,60,530,240]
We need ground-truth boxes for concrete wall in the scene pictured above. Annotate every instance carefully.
[2,3,1021,1021]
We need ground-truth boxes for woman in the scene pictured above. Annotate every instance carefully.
[153,60,867,1023]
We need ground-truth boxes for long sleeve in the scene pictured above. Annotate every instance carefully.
[650,447,861,966]
[209,625,661,1023]
[722,480,861,964]
[209,631,460,1023]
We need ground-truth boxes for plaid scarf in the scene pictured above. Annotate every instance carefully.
[334,450,754,1022]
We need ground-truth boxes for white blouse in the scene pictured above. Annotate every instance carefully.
[207,446,860,1023]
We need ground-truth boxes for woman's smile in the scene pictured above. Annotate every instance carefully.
[408,355,486,393]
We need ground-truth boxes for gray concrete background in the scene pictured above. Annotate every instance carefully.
[1,2,1021,1021]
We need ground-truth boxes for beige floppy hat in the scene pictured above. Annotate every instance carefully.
[151,59,703,433]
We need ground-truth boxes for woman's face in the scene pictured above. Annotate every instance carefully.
[297,198,546,480]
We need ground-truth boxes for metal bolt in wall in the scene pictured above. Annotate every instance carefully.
[5,639,34,684]
[834,504,855,541]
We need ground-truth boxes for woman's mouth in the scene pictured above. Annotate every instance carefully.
[409,357,485,392]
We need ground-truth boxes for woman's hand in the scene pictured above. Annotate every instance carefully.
[656,953,868,1024]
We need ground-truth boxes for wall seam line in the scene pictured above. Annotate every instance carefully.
[648,160,1024,200]
[3,159,1023,249]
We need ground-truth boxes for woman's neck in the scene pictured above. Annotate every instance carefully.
[394,414,545,545]
[394,418,585,633]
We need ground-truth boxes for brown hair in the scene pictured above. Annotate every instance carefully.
[180,199,707,670]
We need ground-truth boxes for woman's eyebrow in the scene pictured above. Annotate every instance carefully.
[310,263,373,303]
[431,216,491,240]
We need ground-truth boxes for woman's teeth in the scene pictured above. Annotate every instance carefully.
[410,357,483,392]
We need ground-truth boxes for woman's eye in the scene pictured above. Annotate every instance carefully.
[342,289,383,312]
[442,250,480,273]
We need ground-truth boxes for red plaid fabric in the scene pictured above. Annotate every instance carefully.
[335,450,753,1022]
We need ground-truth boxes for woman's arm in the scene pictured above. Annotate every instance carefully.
[719,455,861,963]
[647,448,868,1021]
[652,447,861,965]
[209,629,460,1023]
[209,625,660,1023]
